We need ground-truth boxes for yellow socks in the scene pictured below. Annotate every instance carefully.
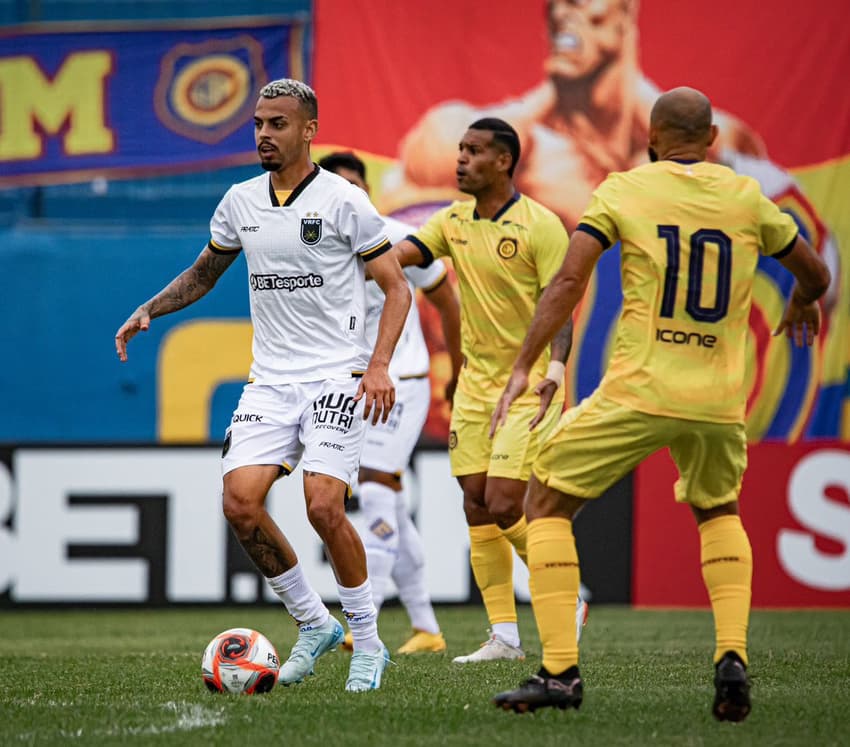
[699,515,752,665]
[528,517,580,675]
[468,524,516,624]
[501,514,529,564]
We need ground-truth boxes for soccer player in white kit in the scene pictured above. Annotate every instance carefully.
[115,80,411,692]
[320,152,463,654]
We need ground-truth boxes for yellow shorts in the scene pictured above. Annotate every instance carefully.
[533,391,747,509]
[449,388,563,481]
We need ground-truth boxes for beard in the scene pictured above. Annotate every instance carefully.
[260,157,283,172]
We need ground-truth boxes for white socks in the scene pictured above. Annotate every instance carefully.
[491,622,521,648]
[360,479,442,635]
[338,578,382,652]
[394,508,440,634]
[359,481,400,609]
[267,563,328,629]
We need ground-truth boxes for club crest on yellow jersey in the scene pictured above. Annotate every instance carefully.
[497,237,517,259]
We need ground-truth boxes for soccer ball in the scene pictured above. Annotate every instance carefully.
[202,628,279,694]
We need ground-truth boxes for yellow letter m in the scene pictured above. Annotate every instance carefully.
[0,51,114,161]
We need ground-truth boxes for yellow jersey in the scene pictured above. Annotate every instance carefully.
[579,159,798,424]
[411,193,568,403]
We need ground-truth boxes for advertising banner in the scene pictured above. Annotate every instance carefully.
[0,17,308,185]
[633,443,850,607]
[313,0,850,445]
[0,2,847,448]
[0,447,632,605]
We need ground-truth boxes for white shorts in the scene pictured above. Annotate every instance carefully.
[359,376,430,476]
[221,378,366,485]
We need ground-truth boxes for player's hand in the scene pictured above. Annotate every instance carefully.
[444,376,458,409]
[489,368,529,439]
[528,378,559,431]
[773,295,821,347]
[115,306,151,362]
[356,363,396,425]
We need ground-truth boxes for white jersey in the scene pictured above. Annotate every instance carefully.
[209,166,391,384]
[364,215,447,379]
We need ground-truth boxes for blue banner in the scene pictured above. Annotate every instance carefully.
[0,17,308,185]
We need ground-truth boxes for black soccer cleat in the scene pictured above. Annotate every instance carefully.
[713,651,751,722]
[492,667,583,714]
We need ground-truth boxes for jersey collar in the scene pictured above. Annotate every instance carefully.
[473,191,520,221]
[268,164,320,207]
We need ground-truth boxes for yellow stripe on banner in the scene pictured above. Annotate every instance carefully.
[158,319,253,442]
[745,273,791,442]
[793,156,850,388]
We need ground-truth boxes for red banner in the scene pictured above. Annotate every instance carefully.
[634,443,850,607]
[315,0,850,168]
[314,0,850,445]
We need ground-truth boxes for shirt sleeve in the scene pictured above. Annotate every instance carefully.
[530,211,569,288]
[757,192,800,258]
[208,187,242,254]
[338,184,392,261]
[409,205,453,264]
[576,175,620,250]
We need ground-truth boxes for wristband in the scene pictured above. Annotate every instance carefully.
[545,360,566,388]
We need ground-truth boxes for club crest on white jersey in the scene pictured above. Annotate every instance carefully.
[208,166,391,384]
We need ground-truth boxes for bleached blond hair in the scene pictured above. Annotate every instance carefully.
[259,78,318,119]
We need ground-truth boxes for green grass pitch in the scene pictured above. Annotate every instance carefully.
[1,605,848,746]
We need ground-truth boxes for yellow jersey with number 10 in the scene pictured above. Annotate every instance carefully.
[578,159,798,424]
[410,193,568,404]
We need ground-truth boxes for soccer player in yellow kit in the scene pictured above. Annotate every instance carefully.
[392,118,580,662]
[490,88,831,719]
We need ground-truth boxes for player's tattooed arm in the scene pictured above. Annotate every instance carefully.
[115,246,239,361]
[143,247,239,319]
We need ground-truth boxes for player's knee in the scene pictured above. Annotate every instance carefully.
[460,478,488,522]
[305,492,346,536]
[691,500,740,525]
[483,489,524,528]
[221,491,262,538]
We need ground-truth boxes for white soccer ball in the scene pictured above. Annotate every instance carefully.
[202,628,279,694]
